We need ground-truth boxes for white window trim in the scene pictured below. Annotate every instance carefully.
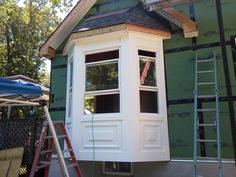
[66,56,74,119]
[138,51,159,113]
[84,49,121,114]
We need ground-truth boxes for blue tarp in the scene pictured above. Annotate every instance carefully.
[0,77,42,96]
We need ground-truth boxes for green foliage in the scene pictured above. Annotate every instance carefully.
[0,0,72,80]
[38,69,50,87]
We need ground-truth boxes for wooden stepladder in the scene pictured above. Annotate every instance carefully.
[30,121,82,177]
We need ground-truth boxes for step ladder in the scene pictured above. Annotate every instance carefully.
[193,52,222,177]
[30,121,82,177]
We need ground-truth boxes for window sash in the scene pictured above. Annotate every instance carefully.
[85,59,119,92]
[139,56,157,88]
[85,89,119,96]
[85,58,118,67]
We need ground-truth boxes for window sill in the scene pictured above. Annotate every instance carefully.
[81,113,122,121]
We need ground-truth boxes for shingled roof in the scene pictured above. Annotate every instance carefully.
[73,3,170,33]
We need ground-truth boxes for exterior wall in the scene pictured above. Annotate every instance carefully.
[164,0,236,159]
[67,30,169,162]
[49,0,236,176]
[49,54,67,122]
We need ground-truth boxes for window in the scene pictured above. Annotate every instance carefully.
[139,50,158,113]
[103,162,133,176]
[84,50,120,114]
[68,59,73,117]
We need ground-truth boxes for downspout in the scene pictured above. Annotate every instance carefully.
[215,0,236,164]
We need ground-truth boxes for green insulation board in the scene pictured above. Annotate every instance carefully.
[50,0,236,159]
[49,54,67,122]
[164,0,236,159]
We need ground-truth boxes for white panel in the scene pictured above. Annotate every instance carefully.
[140,121,163,150]
[81,121,122,149]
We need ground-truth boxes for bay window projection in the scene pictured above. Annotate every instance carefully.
[139,50,158,113]
[84,50,120,114]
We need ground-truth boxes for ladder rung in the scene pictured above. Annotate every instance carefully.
[37,161,50,169]
[198,123,216,127]
[40,150,52,154]
[197,139,217,142]
[44,135,53,139]
[197,109,216,112]
[67,163,77,169]
[57,135,67,139]
[44,135,67,139]
[197,95,216,98]
[37,163,50,170]
[197,70,214,74]
[197,82,215,85]
[197,59,214,62]
[197,156,218,160]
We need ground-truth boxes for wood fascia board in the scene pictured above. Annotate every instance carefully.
[63,24,127,54]
[125,24,171,39]
[40,0,96,58]
[63,24,171,55]
[162,7,198,38]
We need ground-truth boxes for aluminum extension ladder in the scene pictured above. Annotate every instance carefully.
[30,121,82,177]
[193,52,222,177]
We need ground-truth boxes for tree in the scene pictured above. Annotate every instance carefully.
[0,0,72,81]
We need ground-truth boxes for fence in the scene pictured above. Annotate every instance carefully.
[0,117,45,176]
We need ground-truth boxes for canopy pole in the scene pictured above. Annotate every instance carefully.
[40,98,70,177]
[7,106,11,119]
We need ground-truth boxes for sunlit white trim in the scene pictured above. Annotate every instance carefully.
[85,89,120,96]
[86,58,119,66]
[139,55,156,60]
[139,86,158,91]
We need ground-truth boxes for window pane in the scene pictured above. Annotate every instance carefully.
[86,50,119,63]
[84,94,120,114]
[139,58,157,87]
[69,61,73,87]
[138,50,156,58]
[86,61,118,91]
[140,91,158,113]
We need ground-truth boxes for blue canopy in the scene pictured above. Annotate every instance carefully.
[0,77,42,96]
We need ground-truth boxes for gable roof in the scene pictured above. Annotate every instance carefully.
[73,3,170,33]
[40,0,198,59]
[40,0,96,58]
[40,0,171,59]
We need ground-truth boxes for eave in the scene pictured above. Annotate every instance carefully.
[145,0,199,38]
[39,0,96,59]
[63,23,171,55]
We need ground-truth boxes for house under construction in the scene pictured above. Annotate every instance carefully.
[40,0,236,176]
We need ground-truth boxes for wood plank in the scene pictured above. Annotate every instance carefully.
[0,147,24,177]
[125,24,171,38]
[40,0,96,58]
[162,7,198,38]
